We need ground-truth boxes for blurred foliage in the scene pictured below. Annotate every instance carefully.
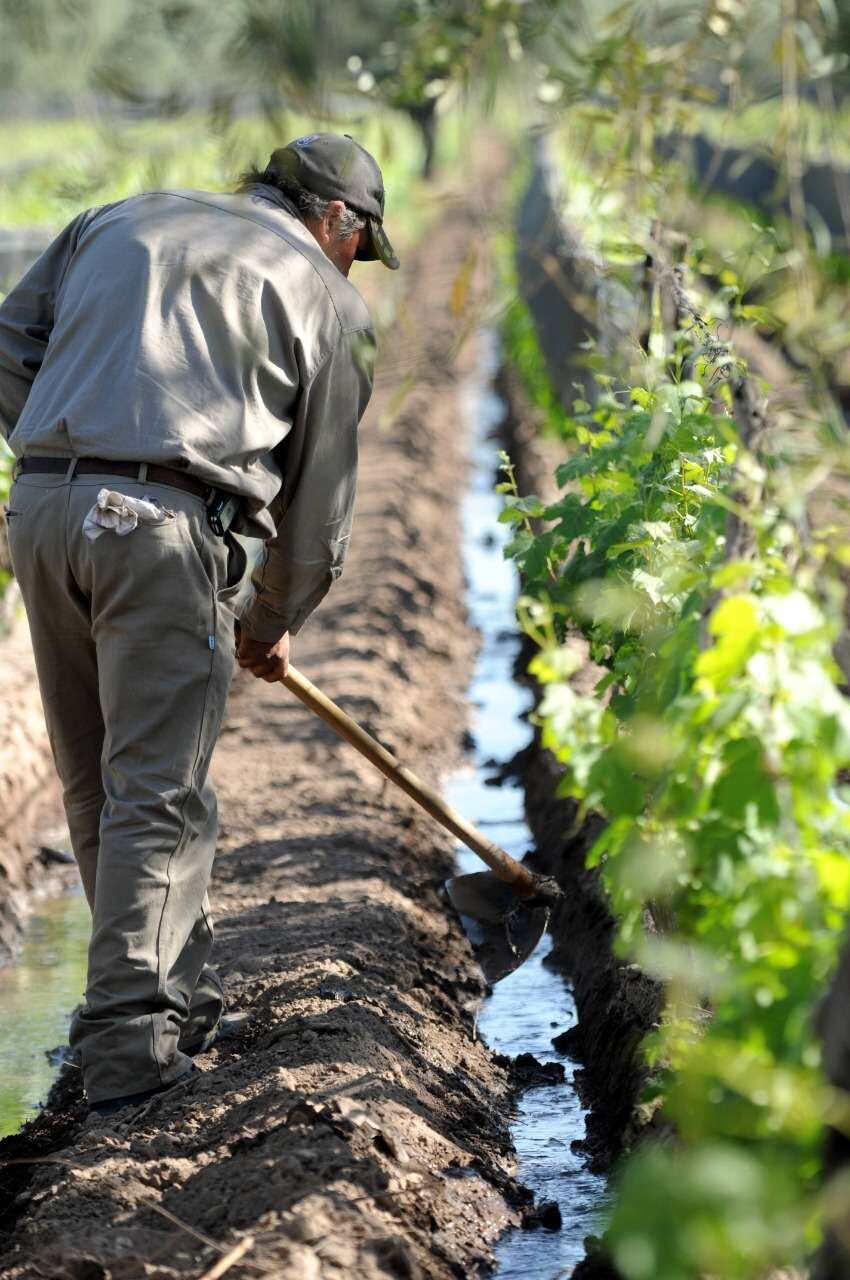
[541,0,850,471]
[547,105,850,458]
[0,111,439,226]
[527,0,850,109]
[0,0,375,104]
[0,0,846,121]
[345,0,561,175]
[692,96,850,164]
[0,0,560,178]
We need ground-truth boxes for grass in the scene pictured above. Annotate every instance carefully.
[0,108,437,228]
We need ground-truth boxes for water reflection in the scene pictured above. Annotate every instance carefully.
[0,889,89,1136]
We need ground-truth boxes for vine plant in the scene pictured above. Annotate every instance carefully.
[500,263,850,1275]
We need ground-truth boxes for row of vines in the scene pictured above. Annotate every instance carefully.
[498,88,850,1278]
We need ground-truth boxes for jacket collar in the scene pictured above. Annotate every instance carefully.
[243,182,303,224]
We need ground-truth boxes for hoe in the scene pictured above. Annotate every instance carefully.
[281,665,561,982]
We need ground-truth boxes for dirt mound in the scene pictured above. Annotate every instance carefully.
[0,186,531,1278]
[0,601,67,965]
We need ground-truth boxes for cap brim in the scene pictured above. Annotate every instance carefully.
[357,214,400,270]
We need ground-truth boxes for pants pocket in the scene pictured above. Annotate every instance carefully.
[217,532,248,604]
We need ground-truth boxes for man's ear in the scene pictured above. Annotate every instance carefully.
[324,199,347,236]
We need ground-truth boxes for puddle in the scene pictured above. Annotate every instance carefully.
[444,330,607,1276]
[0,888,88,1137]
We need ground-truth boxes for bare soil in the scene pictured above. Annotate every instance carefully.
[0,183,538,1279]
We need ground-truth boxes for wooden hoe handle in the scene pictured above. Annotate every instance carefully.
[281,664,540,898]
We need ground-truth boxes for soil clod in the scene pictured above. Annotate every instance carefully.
[521,1198,563,1231]
[510,1052,567,1088]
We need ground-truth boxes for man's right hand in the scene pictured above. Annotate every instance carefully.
[236,630,290,683]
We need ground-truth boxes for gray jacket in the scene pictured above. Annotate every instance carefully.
[0,184,376,642]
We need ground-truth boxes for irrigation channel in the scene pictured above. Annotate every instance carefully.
[446,329,607,1276]
[0,326,607,1276]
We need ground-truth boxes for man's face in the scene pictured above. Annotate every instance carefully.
[326,224,369,278]
[305,201,369,278]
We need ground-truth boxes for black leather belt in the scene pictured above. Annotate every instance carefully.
[15,456,214,502]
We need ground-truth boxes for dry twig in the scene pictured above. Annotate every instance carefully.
[197,1236,255,1280]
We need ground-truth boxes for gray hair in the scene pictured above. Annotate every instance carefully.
[238,166,366,242]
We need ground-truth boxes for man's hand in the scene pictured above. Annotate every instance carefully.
[236,629,290,682]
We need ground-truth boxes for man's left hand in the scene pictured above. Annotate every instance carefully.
[236,630,290,682]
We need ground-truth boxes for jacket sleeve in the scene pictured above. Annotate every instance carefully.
[0,210,95,442]
[240,323,376,643]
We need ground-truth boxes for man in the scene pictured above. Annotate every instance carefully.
[0,132,397,1115]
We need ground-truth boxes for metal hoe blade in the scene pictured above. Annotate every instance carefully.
[445,869,551,983]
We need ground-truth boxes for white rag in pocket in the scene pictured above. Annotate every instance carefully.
[82,488,176,542]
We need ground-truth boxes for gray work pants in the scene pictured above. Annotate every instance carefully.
[7,469,241,1103]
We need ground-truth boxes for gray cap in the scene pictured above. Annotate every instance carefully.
[268,132,400,270]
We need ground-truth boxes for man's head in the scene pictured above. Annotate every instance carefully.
[241,132,399,279]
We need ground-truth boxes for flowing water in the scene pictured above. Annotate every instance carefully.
[444,330,607,1276]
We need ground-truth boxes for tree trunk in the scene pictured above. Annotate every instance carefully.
[407,100,438,181]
